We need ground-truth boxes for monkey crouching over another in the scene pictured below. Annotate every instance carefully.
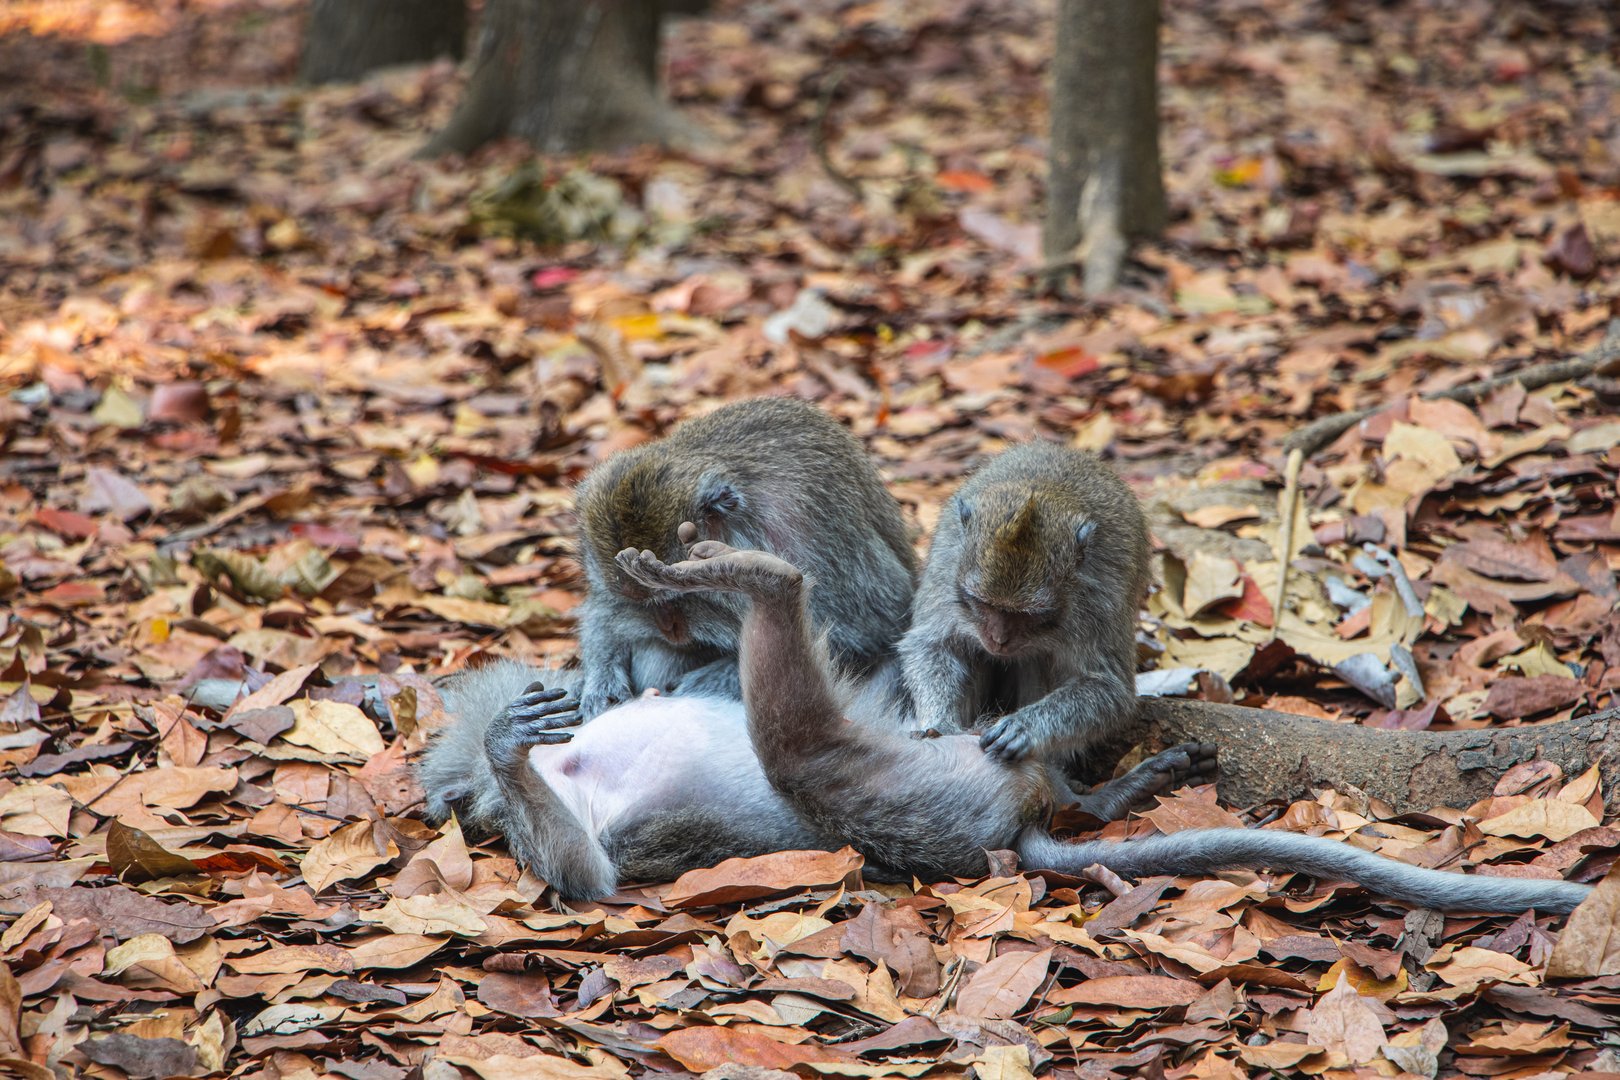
[420,527,1593,915]
[900,442,1150,765]
[572,398,916,719]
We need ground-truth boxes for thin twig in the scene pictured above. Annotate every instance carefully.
[1269,447,1303,642]
[1284,318,1620,459]
[811,68,862,201]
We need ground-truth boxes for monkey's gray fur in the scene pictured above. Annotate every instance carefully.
[572,398,917,718]
[899,441,1150,766]
[419,533,1593,915]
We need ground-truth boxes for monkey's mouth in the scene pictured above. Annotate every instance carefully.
[979,636,1026,658]
[651,603,690,646]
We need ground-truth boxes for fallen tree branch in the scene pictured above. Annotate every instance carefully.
[1127,697,1620,815]
[1285,318,1620,459]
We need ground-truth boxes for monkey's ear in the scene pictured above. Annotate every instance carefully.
[1074,518,1097,547]
[956,497,973,525]
[696,475,744,518]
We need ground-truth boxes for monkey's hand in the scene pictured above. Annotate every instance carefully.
[978,714,1038,763]
[484,682,583,767]
[578,670,633,721]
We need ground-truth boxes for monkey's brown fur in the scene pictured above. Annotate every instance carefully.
[572,398,916,718]
[420,528,1591,915]
[900,441,1150,765]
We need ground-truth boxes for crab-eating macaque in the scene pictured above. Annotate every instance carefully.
[571,397,917,719]
[899,441,1150,766]
[418,527,1593,915]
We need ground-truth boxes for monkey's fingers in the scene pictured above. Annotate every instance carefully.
[685,539,740,560]
[677,521,699,544]
[615,548,677,587]
[979,717,1034,763]
[510,693,583,725]
[516,685,571,706]
[1171,741,1220,787]
[507,709,582,739]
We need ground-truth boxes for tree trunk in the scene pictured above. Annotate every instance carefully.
[423,0,682,158]
[301,0,466,85]
[1043,0,1167,294]
[1118,698,1620,816]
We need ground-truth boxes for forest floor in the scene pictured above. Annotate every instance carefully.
[1,0,1619,1077]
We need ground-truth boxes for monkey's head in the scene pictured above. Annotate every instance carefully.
[951,484,1096,657]
[577,451,751,646]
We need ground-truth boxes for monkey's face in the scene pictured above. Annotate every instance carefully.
[953,488,1092,657]
[579,458,748,648]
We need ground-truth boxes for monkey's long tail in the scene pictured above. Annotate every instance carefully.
[1017,828,1592,914]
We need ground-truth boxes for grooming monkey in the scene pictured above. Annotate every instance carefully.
[571,397,917,719]
[900,442,1149,764]
[419,527,1593,915]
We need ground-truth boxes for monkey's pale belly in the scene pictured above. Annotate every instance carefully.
[526,695,772,833]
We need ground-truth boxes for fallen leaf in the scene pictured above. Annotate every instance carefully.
[1546,868,1620,979]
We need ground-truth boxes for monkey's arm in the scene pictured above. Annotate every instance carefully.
[980,665,1137,763]
[899,641,978,732]
[422,660,563,826]
[480,687,618,900]
[420,663,617,899]
[576,593,639,719]
[671,656,742,699]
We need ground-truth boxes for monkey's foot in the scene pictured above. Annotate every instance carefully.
[485,682,583,763]
[616,524,803,599]
[1073,741,1219,821]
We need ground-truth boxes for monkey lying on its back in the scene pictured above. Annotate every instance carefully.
[422,526,1593,915]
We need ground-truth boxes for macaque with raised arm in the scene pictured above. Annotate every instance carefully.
[571,397,916,719]
[899,442,1150,765]
[419,526,1593,915]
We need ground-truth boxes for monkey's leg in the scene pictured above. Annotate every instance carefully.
[979,669,1137,763]
[481,685,618,900]
[615,532,852,775]
[1071,742,1218,820]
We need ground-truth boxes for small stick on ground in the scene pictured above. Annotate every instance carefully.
[1270,447,1303,641]
[812,68,862,201]
[1285,319,1620,459]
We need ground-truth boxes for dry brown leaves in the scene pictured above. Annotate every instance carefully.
[2,0,1619,1075]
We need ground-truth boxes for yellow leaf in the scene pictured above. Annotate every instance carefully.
[1547,868,1620,979]
[283,699,385,760]
[1478,798,1600,842]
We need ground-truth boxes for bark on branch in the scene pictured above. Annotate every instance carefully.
[1124,697,1620,815]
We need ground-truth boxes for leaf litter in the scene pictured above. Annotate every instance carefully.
[1,0,1619,1076]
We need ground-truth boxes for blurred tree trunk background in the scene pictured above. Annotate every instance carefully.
[1043,0,1167,293]
[423,0,690,157]
[301,0,465,84]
